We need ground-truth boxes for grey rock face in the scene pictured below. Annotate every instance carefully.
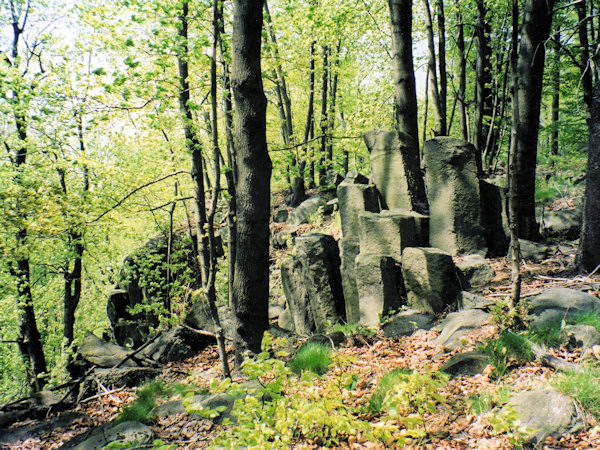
[441,352,490,377]
[142,326,213,363]
[456,254,495,288]
[150,400,186,420]
[76,332,136,369]
[457,291,493,311]
[382,310,435,338]
[363,129,420,210]
[479,181,509,257]
[527,288,600,329]
[435,309,491,348]
[277,307,294,332]
[273,206,289,223]
[561,324,600,349]
[401,247,461,314]
[540,208,582,240]
[337,173,380,239]
[514,239,549,263]
[280,256,314,335]
[185,300,234,340]
[355,253,405,328]
[358,209,429,261]
[281,234,345,333]
[508,388,581,444]
[65,421,155,450]
[423,137,487,256]
[340,238,361,324]
[288,195,327,226]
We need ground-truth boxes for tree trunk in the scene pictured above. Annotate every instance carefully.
[231,0,271,363]
[319,45,329,187]
[387,0,429,212]
[422,0,443,136]
[473,0,492,176]
[508,0,522,308]
[436,0,447,134]
[576,0,600,272]
[456,9,468,141]
[550,29,560,165]
[515,0,556,240]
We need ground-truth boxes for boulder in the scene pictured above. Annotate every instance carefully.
[355,253,405,328]
[62,421,155,450]
[507,388,581,444]
[457,291,493,311]
[186,297,234,339]
[295,234,346,332]
[0,412,86,446]
[514,239,549,263]
[288,195,327,226]
[336,172,380,239]
[340,238,361,324]
[561,324,600,349]
[89,367,160,391]
[280,256,314,335]
[435,309,491,348]
[540,208,582,240]
[273,206,289,223]
[75,332,136,370]
[142,326,213,363]
[358,209,429,261]
[382,310,435,338]
[480,181,510,257]
[363,129,424,210]
[527,288,600,329]
[401,247,461,314]
[150,400,186,420]
[423,137,487,256]
[441,352,490,377]
[277,307,294,332]
[456,254,495,288]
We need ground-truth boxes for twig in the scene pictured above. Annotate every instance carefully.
[79,388,125,404]
[182,323,233,342]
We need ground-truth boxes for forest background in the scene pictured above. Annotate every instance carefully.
[0,0,596,401]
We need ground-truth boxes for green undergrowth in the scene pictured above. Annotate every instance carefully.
[195,332,449,448]
[368,367,412,413]
[469,386,512,415]
[116,381,170,425]
[479,331,534,378]
[552,364,600,419]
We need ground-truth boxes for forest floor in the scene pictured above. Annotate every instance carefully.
[5,197,600,449]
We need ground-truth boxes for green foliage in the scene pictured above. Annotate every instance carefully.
[479,331,534,378]
[332,322,375,339]
[486,405,531,447]
[116,381,170,425]
[368,368,413,413]
[288,342,332,376]
[527,311,600,348]
[552,365,600,418]
[489,298,528,331]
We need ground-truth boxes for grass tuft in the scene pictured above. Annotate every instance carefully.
[288,342,332,376]
[552,365,600,418]
[479,331,534,378]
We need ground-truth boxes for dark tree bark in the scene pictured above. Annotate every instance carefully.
[302,41,318,195]
[550,29,560,164]
[387,0,429,212]
[231,0,271,363]
[6,0,47,392]
[177,0,230,377]
[422,0,444,136]
[508,0,522,308]
[318,45,329,187]
[514,0,556,240]
[456,9,469,141]
[436,0,447,134]
[473,0,493,176]
[576,0,600,272]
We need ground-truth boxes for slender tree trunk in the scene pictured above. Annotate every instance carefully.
[319,45,329,187]
[304,41,318,193]
[436,0,447,134]
[456,10,469,141]
[422,0,444,136]
[515,0,556,240]
[7,3,47,391]
[550,29,560,165]
[508,0,521,308]
[231,0,271,364]
[387,0,429,212]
